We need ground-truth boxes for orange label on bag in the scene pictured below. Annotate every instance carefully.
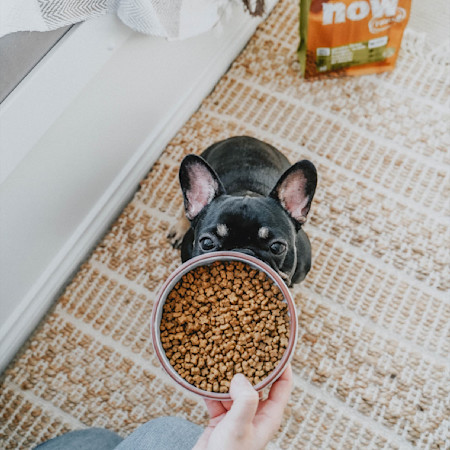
[298,0,411,78]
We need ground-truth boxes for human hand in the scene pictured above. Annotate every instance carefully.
[193,364,293,450]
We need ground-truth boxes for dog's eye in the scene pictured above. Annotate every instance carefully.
[199,236,216,251]
[270,242,286,255]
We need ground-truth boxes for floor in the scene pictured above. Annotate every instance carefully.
[0,26,72,103]
[1,0,448,448]
[0,0,448,105]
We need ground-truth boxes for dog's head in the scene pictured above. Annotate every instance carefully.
[179,155,317,284]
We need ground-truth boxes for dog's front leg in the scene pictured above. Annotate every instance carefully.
[167,213,191,249]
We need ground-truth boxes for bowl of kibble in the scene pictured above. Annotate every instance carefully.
[151,251,297,400]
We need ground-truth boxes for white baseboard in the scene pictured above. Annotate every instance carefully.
[0,1,277,373]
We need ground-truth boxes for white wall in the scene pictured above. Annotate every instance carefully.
[0,2,277,373]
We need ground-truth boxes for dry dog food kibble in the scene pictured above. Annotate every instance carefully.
[160,261,290,393]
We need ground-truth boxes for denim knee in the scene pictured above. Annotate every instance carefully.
[34,427,123,449]
[115,416,203,450]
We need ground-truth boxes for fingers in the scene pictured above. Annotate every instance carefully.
[204,399,227,421]
[268,363,293,405]
[198,370,291,450]
[255,364,293,433]
[226,373,259,426]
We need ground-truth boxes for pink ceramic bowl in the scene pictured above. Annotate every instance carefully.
[151,251,297,400]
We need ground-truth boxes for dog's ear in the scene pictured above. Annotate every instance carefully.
[179,154,225,220]
[270,160,317,226]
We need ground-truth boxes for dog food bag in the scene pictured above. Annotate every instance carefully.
[298,0,411,78]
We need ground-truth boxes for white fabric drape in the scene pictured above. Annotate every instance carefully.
[0,0,231,39]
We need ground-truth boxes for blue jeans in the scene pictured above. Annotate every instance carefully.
[35,417,203,450]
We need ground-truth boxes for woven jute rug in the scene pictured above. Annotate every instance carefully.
[1,0,449,448]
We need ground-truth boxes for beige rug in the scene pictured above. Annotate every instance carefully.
[1,0,449,448]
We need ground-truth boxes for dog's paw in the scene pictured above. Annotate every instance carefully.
[167,227,184,249]
[167,216,190,249]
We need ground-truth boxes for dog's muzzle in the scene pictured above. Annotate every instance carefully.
[231,248,292,285]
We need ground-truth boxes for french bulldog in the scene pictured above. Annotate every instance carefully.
[168,136,317,286]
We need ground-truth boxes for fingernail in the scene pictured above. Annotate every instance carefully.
[233,373,252,387]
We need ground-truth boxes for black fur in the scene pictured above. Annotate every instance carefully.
[177,136,317,286]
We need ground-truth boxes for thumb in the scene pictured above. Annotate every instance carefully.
[226,373,259,426]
